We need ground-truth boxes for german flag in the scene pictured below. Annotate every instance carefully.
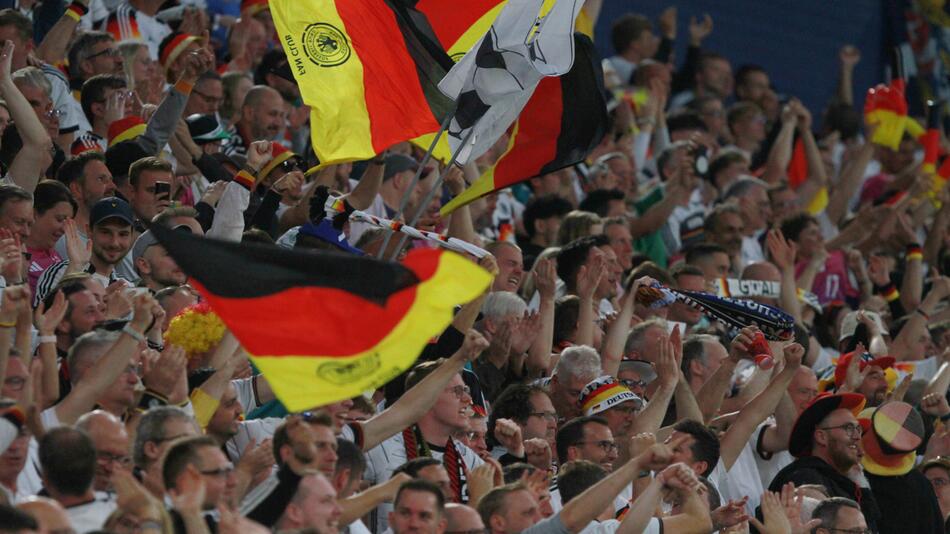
[150,225,490,412]
[440,34,607,215]
[413,0,506,60]
[271,0,455,166]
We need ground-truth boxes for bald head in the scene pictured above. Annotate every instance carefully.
[445,503,485,532]
[741,261,781,283]
[242,85,281,109]
[240,85,285,141]
[76,410,129,492]
[18,497,71,532]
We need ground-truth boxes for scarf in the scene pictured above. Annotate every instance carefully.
[672,288,795,341]
[403,425,468,502]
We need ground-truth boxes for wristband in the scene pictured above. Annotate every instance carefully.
[906,243,923,262]
[918,309,931,322]
[122,324,146,343]
[0,320,15,328]
[147,339,165,352]
[940,413,950,422]
[64,1,88,22]
[876,283,900,303]
[139,521,162,532]
[136,389,169,413]
[37,335,56,344]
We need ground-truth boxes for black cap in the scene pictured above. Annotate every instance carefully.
[186,114,231,145]
[105,141,149,181]
[383,154,419,181]
[90,196,134,227]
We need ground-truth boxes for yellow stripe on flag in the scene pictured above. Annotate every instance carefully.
[248,251,490,411]
[440,120,521,215]
[271,0,375,165]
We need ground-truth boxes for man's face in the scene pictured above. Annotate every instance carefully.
[816,409,862,473]
[740,186,772,231]
[430,374,472,432]
[0,430,29,483]
[195,445,236,509]
[84,39,123,77]
[599,401,638,438]
[735,110,766,143]
[712,161,749,192]
[418,464,453,503]
[694,341,728,385]
[247,91,286,140]
[698,99,725,137]
[700,58,733,98]
[17,83,58,138]
[0,26,30,69]
[787,367,819,414]
[550,373,591,420]
[569,423,617,472]
[389,489,446,534]
[710,213,744,256]
[491,489,540,534]
[0,199,33,242]
[91,220,133,266]
[879,138,917,175]
[596,246,622,300]
[738,71,770,103]
[667,431,707,476]
[461,417,488,458]
[692,252,731,283]
[186,78,224,116]
[98,86,134,120]
[207,383,243,440]
[89,421,131,492]
[61,290,105,339]
[321,398,354,433]
[859,366,889,407]
[605,224,633,271]
[617,367,649,398]
[828,505,869,532]
[295,475,342,533]
[146,418,197,466]
[140,244,186,289]
[523,392,557,444]
[670,274,705,325]
[924,466,950,514]
[795,222,823,258]
[628,326,665,363]
[492,244,524,293]
[131,170,173,221]
[307,423,339,477]
[2,358,28,401]
[770,188,799,223]
[99,354,141,409]
[77,161,117,209]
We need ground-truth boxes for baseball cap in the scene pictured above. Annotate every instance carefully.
[833,350,895,388]
[298,219,363,255]
[131,230,159,264]
[186,114,231,145]
[383,154,419,181]
[579,376,643,416]
[90,197,133,227]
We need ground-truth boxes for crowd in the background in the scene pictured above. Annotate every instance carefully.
[0,1,945,534]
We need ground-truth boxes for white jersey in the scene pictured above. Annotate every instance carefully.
[707,440,764,517]
[578,517,661,534]
[363,431,484,533]
[65,495,116,532]
[753,419,794,490]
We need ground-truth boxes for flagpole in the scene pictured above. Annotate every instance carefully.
[386,127,476,261]
[376,109,456,259]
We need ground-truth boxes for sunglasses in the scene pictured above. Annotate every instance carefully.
[281,158,303,173]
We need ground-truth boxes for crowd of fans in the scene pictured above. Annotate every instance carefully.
[0,1,944,534]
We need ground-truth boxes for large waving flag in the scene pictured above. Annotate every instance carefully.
[439,0,584,165]
[440,34,607,215]
[150,225,490,411]
[271,0,455,166]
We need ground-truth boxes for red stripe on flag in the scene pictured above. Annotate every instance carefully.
[415,0,503,49]
[492,77,564,187]
[337,2,441,153]
[189,279,419,357]
[787,138,807,189]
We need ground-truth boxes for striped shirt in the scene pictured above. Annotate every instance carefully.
[33,260,128,308]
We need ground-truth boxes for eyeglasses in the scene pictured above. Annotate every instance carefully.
[4,376,26,391]
[819,423,864,438]
[280,158,303,173]
[87,47,120,60]
[97,451,132,466]
[193,89,224,106]
[151,433,190,445]
[576,440,618,453]
[200,465,234,478]
[45,108,64,120]
[619,378,647,390]
[446,385,471,399]
[529,411,557,422]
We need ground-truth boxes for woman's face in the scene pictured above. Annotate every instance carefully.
[30,201,73,250]
[131,47,151,85]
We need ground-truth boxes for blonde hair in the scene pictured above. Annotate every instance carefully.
[557,210,602,245]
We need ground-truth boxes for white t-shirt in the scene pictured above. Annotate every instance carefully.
[752,419,794,492]
[707,440,763,517]
[578,517,661,534]
[740,233,765,270]
[364,431,484,533]
[65,495,116,532]
[225,418,282,462]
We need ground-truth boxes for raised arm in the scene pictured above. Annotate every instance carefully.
[339,473,412,525]
[836,46,860,107]
[825,138,874,226]
[35,0,88,64]
[574,257,605,348]
[33,289,67,407]
[0,41,53,192]
[760,102,798,184]
[630,334,678,435]
[347,157,385,210]
[358,330,489,450]
[54,293,160,425]
[445,164,483,248]
[719,338,803,470]
[526,258,556,376]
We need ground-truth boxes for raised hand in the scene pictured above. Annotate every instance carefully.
[467,463,498,506]
[782,343,804,370]
[63,219,91,267]
[0,285,30,324]
[533,258,557,301]
[170,465,206,516]
[576,256,606,300]
[750,491,792,534]
[130,292,161,333]
[457,329,490,362]
[779,482,821,534]
[867,255,890,286]
[143,345,187,399]
[0,40,13,82]
[524,438,552,471]
[658,6,677,39]
[729,326,759,361]
[246,140,273,175]
[711,498,751,532]
[509,312,540,355]
[688,14,713,45]
[35,291,70,333]
[767,229,797,271]
[655,333,678,389]
[200,180,228,207]
[921,392,950,418]
[840,343,869,393]
[839,45,861,69]
[656,462,702,492]
[886,372,913,403]
[236,438,275,488]
[493,418,524,457]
